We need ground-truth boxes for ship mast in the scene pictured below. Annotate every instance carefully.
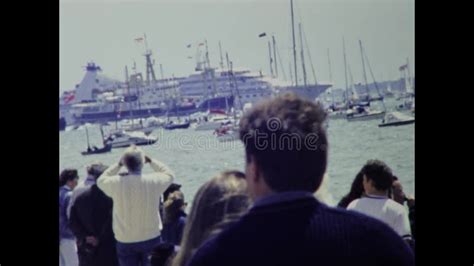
[268,41,274,77]
[143,33,157,85]
[291,0,298,86]
[359,40,370,100]
[343,37,349,103]
[299,23,307,87]
[272,35,278,77]
[205,39,217,97]
[219,41,224,69]
[301,26,318,86]
[327,48,334,105]
[362,43,385,112]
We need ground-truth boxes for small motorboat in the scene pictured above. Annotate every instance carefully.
[81,126,113,155]
[378,111,415,127]
[81,144,112,156]
[194,115,233,131]
[164,121,191,130]
[346,106,385,122]
[104,130,158,148]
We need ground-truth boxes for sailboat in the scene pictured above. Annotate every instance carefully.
[346,40,386,121]
[325,47,347,120]
[385,82,395,98]
[164,98,191,130]
[396,58,415,111]
[81,125,112,155]
[379,111,415,127]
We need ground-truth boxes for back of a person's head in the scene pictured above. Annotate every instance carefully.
[164,183,183,202]
[164,190,185,224]
[121,145,145,173]
[87,163,108,179]
[338,171,365,208]
[172,170,250,266]
[59,168,78,187]
[361,160,393,191]
[239,93,328,193]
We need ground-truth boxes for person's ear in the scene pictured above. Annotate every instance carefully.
[247,155,261,183]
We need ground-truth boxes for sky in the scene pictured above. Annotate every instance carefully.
[60,0,414,93]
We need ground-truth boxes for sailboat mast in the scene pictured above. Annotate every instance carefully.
[406,57,412,93]
[268,41,274,77]
[359,40,370,98]
[125,66,134,122]
[225,52,233,111]
[85,126,91,149]
[291,0,298,86]
[205,39,211,69]
[272,35,278,77]
[327,48,333,84]
[362,46,386,111]
[229,61,237,120]
[343,37,349,102]
[125,65,129,83]
[219,41,224,69]
[348,64,357,101]
[327,48,334,105]
[289,61,294,85]
[299,23,307,87]
[300,26,318,86]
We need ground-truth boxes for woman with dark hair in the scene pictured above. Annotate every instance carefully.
[337,171,365,208]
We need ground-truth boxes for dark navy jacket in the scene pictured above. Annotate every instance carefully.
[188,192,414,266]
[161,211,186,246]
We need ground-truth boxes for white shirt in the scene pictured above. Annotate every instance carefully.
[347,195,411,238]
[97,159,174,243]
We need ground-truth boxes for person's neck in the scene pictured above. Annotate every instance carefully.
[366,189,388,197]
[252,189,276,203]
[128,169,142,175]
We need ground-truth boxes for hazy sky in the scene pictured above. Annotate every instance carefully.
[60,0,414,93]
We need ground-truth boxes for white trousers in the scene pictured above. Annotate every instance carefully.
[59,238,79,266]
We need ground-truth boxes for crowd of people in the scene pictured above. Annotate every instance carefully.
[60,93,415,266]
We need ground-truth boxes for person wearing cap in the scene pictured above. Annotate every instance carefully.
[69,163,117,266]
[97,145,175,266]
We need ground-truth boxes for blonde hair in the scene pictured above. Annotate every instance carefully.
[163,191,185,224]
[172,170,250,266]
[314,173,335,206]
